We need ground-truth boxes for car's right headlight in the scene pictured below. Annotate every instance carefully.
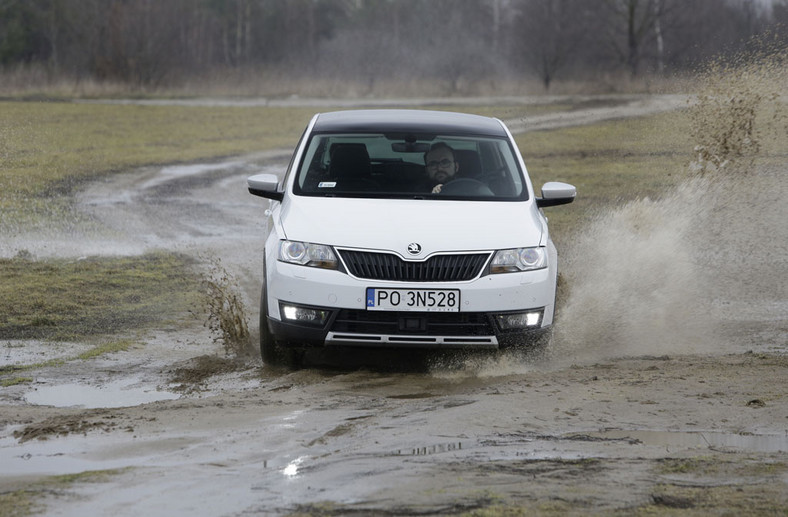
[490,247,547,273]
[278,240,338,269]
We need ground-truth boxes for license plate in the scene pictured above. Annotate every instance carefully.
[366,288,460,312]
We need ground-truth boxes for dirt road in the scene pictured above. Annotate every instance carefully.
[1,96,786,516]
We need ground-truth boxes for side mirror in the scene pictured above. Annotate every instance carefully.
[248,173,284,201]
[536,181,576,208]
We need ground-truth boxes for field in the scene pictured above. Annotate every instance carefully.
[0,75,786,515]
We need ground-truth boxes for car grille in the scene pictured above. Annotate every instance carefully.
[331,309,494,336]
[338,250,490,282]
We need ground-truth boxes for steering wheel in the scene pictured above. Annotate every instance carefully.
[438,178,494,196]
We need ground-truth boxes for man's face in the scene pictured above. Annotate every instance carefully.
[425,147,458,183]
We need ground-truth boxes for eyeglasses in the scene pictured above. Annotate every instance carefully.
[426,158,454,169]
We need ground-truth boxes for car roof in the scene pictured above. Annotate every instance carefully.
[311,109,508,137]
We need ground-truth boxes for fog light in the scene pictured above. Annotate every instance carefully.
[279,303,330,326]
[495,310,543,330]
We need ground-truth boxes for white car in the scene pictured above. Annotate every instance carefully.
[248,109,575,365]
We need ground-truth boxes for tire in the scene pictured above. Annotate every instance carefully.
[525,327,553,362]
[499,327,553,363]
[259,282,279,365]
[259,281,302,368]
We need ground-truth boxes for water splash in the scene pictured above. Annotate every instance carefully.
[556,168,786,363]
[556,45,787,364]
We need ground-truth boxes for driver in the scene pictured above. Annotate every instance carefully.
[423,142,459,193]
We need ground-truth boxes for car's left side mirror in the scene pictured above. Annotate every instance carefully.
[248,173,284,201]
[536,182,576,208]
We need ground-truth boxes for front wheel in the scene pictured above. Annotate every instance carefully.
[259,283,279,365]
[522,327,553,362]
[259,283,302,368]
[500,327,553,363]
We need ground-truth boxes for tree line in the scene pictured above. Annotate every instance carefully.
[1,0,785,91]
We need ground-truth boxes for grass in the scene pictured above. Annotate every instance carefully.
[656,456,786,477]
[643,483,788,516]
[517,95,786,245]
[0,469,128,517]
[0,253,201,341]
[0,376,33,387]
[0,102,317,227]
[75,339,135,360]
[0,490,39,517]
[517,109,695,244]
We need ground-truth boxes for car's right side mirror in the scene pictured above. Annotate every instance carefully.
[248,173,284,201]
[536,181,576,208]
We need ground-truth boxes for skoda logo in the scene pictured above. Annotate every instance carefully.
[407,242,422,256]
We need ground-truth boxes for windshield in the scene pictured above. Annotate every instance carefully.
[292,133,527,200]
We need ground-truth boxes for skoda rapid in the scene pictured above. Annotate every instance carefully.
[247,109,575,365]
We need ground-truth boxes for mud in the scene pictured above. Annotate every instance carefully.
[0,96,786,515]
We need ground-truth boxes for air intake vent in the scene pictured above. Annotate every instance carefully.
[331,309,494,335]
[339,250,490,282]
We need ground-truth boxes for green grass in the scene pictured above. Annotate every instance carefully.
[75,339,135,360]
[517,109,696,243]
[657,456,786,477]
[0,102,317,226]
[0,490,39,517]
[0,376,32,387]
[0,252,201,341]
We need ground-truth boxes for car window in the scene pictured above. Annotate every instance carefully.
[293,133,527,200]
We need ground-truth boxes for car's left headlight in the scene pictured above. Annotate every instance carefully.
[490,247,547,273]
[278,240,338,269]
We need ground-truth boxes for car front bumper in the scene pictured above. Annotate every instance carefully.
[264,257,557,350]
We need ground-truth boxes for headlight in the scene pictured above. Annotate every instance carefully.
[490,247,547,273]
[278,240,338,269]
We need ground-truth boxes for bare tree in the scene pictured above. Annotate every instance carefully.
[1,0,784,90]
[513,0,588,89]
[594,0,680,76]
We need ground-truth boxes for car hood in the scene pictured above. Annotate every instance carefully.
[278,196,544,257]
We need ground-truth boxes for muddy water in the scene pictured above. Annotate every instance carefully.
[4,352,786,515]
[23,377,180,408]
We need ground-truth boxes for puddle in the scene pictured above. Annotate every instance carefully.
[24,378,180,408]
[282,455,308,478]
[571,430,788,453]
[397,442,464,456]
[0,434,138,476]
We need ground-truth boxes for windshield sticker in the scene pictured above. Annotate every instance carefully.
[318,181,337,188]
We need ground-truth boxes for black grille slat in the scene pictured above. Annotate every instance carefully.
[339,250,489,282]
[332,309,493,336]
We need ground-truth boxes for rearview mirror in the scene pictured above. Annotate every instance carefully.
[391,142,430,153]
[536,181,576,208]
[247,173,283,201]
